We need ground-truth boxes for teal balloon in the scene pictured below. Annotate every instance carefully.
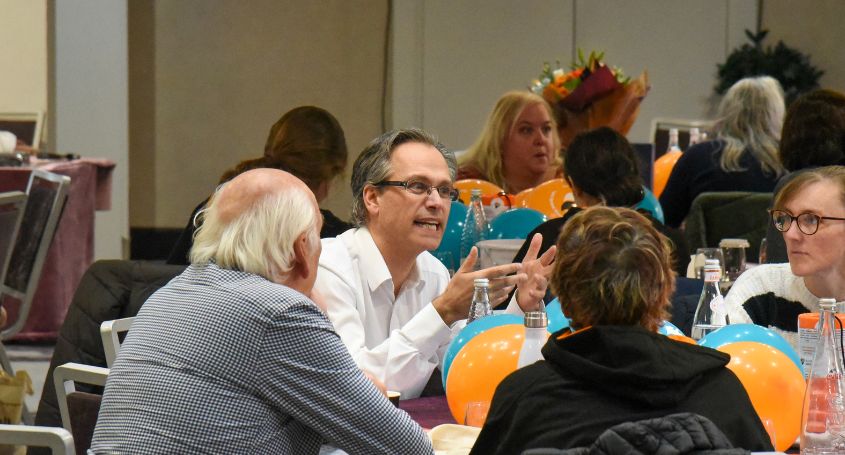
[698,323,802,371]
[441,314,524,388]
[489,208,546,240]
[430,201,467,271]
[546,298,571,334]
[635,187,665,224]
[657,321,684,336]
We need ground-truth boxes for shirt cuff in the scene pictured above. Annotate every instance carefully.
[401,302,452,355]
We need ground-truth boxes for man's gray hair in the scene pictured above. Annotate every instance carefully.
[350,128,456,227]
[189,184,319,282]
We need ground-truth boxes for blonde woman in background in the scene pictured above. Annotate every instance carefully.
[458,91,561,194]
[660,76,786,227]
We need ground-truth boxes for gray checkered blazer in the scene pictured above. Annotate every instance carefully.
[90,263,432,454]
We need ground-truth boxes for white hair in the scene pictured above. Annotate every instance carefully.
[189,185,319,282]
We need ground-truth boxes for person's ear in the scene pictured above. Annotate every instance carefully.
[362,185,381,219]
[292,233,312,280]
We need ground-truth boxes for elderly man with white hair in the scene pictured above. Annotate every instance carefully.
[90,168,432,454]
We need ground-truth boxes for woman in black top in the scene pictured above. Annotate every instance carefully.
[512,127,688,276]
[167,106,351,264]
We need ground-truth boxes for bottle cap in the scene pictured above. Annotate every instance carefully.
[470,188,482,196]
[719,238,750,248]
[524,311,548,328]
[473,278,489,287]
[704,258,721,269]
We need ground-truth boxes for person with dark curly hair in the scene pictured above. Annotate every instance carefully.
[471,207,772,454]
[764,89,845,263]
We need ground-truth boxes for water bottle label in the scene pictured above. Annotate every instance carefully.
[703,270,720,282]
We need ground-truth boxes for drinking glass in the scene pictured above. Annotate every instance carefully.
[464,401,490,427]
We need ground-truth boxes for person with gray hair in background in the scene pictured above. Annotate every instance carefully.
[91,168,432,454]
[660,76,786,227]
[314,128,555,399]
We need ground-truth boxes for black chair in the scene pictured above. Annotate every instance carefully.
[683,191,772,261]
[0,191,27,287]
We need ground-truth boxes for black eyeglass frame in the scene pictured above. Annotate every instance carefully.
[372,180,459,201]
[770,209,845,235]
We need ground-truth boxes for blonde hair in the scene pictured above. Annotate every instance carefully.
[715,76,785,176]
[190,184,319,282]
[550,206,674,331]
[459,91,561,190]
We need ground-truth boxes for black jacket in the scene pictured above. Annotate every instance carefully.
[470,326,772,454]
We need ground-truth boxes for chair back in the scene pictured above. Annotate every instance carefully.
[54,363,108,455]
[0,191,27,287]
[683,191,772,260]
[101,317,135,368]
[0,424,74,454]
[1,170,71,339]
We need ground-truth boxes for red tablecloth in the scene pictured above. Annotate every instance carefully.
[399,396,456,429]
[0,158,115,341]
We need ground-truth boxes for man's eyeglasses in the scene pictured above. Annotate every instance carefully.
[373,180,458,201]
[771,209,845,235]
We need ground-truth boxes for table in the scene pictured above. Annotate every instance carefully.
[399,396,455,429]
[0,158,115,341]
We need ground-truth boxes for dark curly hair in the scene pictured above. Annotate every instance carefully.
[779,89,845,172]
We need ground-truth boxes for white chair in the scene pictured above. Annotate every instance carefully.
[100,316,134,368]
[54,362,109,454]
[0,170,70,375]
[0,424,74,454]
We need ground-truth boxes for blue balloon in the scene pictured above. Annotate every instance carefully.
[442,314,524,388]
[546,298,571,334]
[657,321,684,336]
[635,187,665,225]
[698,323,802,371]
[489,208,547,240]
[430,201,468,271]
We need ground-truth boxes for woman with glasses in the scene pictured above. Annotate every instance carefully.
[457,91,561,194]
[726,165,845,347]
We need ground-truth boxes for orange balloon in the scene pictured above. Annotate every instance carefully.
[445,324,524,424]
[667,334,696,345]
[513,179,573,219]
[454,179,504,205]
[717,341,805,451]
[652,150,682,198]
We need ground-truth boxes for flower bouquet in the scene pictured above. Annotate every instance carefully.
[531,50,649,148]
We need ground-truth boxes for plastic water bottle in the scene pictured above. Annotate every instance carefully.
[517,311,548,368]
[468,278,492,323]
[460,189,489,265]
[691,259,726,340]
[688,127,701,149]
[801,298,845,454]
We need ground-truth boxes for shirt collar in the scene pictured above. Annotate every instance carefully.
[353,227,426,294]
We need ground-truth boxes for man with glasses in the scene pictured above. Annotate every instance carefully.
[726,165,845,349]
[314,129,554,398]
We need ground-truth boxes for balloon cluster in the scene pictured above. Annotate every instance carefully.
[443,308,803,450]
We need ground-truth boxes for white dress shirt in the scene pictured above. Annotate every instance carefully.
[315,228,453,398]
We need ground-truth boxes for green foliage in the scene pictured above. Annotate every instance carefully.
[716,30,823,104]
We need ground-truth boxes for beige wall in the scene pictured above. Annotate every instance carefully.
[0,0,47,115]
[130,0,388,228]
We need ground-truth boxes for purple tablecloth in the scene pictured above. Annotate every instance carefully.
[0,158,115,341]
[399,396,456,429]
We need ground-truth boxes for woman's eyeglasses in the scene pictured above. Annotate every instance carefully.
[771,209,845,235]
[373,179,459,201]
